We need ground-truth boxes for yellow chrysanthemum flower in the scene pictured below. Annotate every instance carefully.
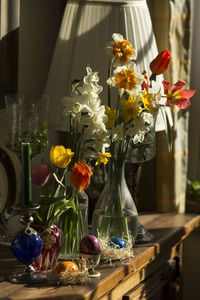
[95,152,112,166]
[121,96,142,123]
[50,145,74,168]
[115,69,137,90]
[104,105,117,128]
[112,40,134,62]
[142,88,154,111]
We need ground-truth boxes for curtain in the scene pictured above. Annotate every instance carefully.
[188,0,200,182]
[0,0,20,145]
[148,0,193,212]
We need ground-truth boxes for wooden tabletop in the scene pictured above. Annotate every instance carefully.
[1,213,200,300]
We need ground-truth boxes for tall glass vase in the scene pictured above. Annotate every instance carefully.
[125,113,157,243]
[59,189,88,260]
[92,158,139,244]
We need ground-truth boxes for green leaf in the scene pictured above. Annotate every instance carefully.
[58,201,78,236]
[160,106,173,152]
[38,196,67,206]
[48,200,78,227]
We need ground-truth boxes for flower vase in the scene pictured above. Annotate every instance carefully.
[32,224,62,271]
[59,189,88,260]
[92,158,139,244]
[125,113,157,243]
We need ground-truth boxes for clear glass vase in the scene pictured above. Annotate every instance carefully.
[59,189,88,260]
[5,93,49,158]
[92,158,139,244]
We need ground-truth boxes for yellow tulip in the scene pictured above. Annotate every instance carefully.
[50,145,74,168]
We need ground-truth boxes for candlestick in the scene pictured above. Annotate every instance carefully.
[21,142,32,207]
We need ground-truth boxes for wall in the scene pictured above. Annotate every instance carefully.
[18,0,66,95]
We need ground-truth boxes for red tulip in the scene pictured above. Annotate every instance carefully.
[70,161,92,190]
[150,49,172,75]
[31,164,50,186]
[162,80,195,109]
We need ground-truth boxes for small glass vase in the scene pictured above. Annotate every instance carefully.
[5,93,49,158]
[92,158,139,244]
[32,224,62,271]
[59,189,88,260]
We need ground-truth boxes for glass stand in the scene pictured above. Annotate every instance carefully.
[8,204,47,284]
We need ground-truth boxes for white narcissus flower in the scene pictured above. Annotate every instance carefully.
[78,66,103,95]
[126,112,152,144]
[105,33,137,67]
[62,93,102,119]
[112,123,124,142]
[80,105,108,136]
[84,131,111,152]
[142,112,154,125]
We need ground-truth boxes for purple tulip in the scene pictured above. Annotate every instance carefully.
[31,164,50,186]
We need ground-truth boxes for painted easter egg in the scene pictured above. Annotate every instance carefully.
[108,237,127,249]
[53,261,79,275]
[11,229,43,264]
[79,235,100,254]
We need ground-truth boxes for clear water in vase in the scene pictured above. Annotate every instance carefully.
[92,209,138,243]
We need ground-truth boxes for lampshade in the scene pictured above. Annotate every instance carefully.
[45,0,172,132]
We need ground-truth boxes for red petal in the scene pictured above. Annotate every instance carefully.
[171,80,186,92]
[176,99,191,109]
[180,89,196,99]
[162,80,170,94]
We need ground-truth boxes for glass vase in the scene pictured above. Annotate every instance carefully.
[59,189,88,260]
[32,224,62,271]
[92,158,139,244]
[5,93,49,158]
[126,112,157,163]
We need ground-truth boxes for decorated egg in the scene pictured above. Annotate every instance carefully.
[79,235,100,254]
[11,229,43,263]
[53,261,78,275]
[108,237,127,249]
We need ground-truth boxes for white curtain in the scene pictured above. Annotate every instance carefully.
[188,0,200,181]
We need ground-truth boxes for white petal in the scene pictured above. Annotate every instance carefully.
[112,33,124,42]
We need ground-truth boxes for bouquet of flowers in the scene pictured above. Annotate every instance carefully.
[31,67,114,258]
[76,33,194,243]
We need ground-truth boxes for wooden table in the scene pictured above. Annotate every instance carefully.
[1,213,200,300]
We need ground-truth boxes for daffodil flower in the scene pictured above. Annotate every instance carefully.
[104,105,117,128]
[163,80,195,109]
[107,63,144,96]
[142,89,154,111]
[121,96,142,123]
[105,33,137,67]
[95,152,112,166]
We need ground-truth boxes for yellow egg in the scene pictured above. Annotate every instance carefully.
[53,261,79,275]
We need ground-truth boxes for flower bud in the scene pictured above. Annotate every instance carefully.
[70,161,92,190]
[31,164,50,186]
[150,49,172,75]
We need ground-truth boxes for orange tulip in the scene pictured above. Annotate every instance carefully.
[150,49,172,75]
[70,161,92,190]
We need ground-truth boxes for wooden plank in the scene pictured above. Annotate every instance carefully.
[0,214,199,300]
